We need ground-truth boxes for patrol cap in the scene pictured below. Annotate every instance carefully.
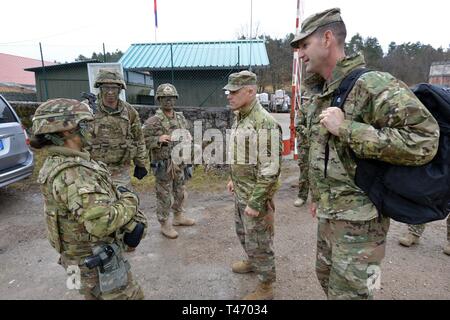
[223,70,257,92]
[290,8,343,48]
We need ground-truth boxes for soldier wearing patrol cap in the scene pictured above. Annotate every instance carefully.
[86,69,148,188]
[291,8,439,299]
[225,70,282,300]
[31,98,147,300]
[142,83,195,239]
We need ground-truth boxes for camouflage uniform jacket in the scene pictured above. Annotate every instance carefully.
[307,53,440,221]
[297,73,325,146]
[88,98,147,167]
[142,109,189,161]
[230,99,283,213]
[296,103,308,147]
[37,146,138,263]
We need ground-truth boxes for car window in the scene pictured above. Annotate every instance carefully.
[0,98,17,123]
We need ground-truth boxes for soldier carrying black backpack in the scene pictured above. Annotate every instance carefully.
[330,70,450,256]
[290,7,441,300]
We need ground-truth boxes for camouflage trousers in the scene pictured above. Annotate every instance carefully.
[234,199,275,284]
[296,142,309,200]
[407,215,450,240]
[108,163,132,189]
[155,167,186,222]
[316,217,390,300]
[60,255,144,300]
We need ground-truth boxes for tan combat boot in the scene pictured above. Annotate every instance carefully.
[242,282,274,300]
[231,260,254,274]
[160,220,178,239]
[293,197,305,207]
[443,241,450,256]
[173,212,195,226]
[398,232,420,247]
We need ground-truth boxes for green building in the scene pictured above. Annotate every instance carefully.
[25,60,153,103]
[119,40,270,107]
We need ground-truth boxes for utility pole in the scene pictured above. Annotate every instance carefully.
[39,42,49,101]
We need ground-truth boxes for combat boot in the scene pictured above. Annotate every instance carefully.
[443,241,450,256]
[242,282,274,300]
[398,232,420,247]
[231,260,254,274]
[173,212,195,226]
[294,197,305,207]
[160,220,178,239]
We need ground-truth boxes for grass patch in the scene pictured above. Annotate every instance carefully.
[132,164,228,193]
[185,166,229,193]
[8,148,228,193]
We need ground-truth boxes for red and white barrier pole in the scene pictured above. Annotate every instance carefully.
[290,0,303,159]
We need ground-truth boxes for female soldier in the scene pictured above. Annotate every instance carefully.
[31,98,146,300]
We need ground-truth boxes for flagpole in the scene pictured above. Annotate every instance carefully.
[249,0,253,71]
[154,0,158,42]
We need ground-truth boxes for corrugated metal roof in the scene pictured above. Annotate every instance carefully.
[119,40,269,70]
[24,59,100,72]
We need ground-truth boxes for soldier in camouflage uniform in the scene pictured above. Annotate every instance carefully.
[294,100,309,207]
[86,69,148,187]
[225,71,282,300]
[398,218,450,255]
[294,74,323,207]
[142,84,195,239]
[291,8,440,299]
[31,98,147,300]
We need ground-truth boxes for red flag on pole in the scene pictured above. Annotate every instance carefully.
[154,0,158,28]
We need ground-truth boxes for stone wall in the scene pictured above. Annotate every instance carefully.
[1,92,36,102]
[10,102,234,136]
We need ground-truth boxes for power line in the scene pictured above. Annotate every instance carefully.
[0,26,92,45]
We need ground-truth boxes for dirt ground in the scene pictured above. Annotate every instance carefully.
[0,160,449,300]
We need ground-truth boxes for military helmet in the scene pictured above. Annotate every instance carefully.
[155,83,178,100]
[32,98,94,135]
[94,69,127,90]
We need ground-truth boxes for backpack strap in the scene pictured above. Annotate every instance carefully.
[324,68,371,178]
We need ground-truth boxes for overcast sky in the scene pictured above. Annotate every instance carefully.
[1,0,448,63]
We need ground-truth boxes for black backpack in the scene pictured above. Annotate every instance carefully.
[326,68,450,224]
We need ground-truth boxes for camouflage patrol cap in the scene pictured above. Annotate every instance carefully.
[94,69,127,90]
[290,8,343,48]
[223,70,257,92]
[32,98,94,135]
[155,83,179,99]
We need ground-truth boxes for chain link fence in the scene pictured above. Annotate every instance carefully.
[2,43,265,108]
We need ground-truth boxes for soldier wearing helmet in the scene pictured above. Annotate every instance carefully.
[86,69,148,188]
[32,98,147,300]
[142,83,195,239]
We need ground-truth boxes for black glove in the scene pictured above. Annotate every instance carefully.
[133,165,148,180]
[124,223,145,248]
[117,186,132,194]
[184,164,193,180]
